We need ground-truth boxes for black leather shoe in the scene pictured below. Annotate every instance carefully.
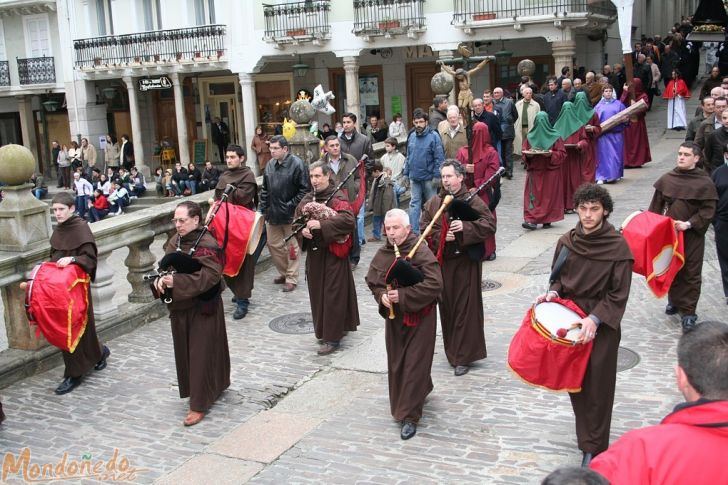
[400,421,417,440]
[521,222,537,230]
[485,252,496,261]
[55,376,82,395]
[233,299,249,320]
[665,304,678,315]
[231,296,238,303]
[94,345,110,371]
[581,452,593,468]
[681,315,698,333]
[454,365,470,376]
[542,223,552,228]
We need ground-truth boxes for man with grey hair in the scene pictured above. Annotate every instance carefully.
[514,87,541,156]
[561,78,575,102]
[438,105,467,159]
[366,207,443,440]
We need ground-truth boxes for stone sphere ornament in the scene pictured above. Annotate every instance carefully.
[518,59,536,77]
[431,72,454,95]
[289,99,316,124]
[0,144,36,185]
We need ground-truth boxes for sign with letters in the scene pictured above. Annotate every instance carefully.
[138,76,172,92]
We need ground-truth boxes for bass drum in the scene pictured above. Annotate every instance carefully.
[24,262,90,352]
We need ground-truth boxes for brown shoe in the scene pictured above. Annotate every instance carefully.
[367,237,381,243]
[282,283,297,292]
[183,410,205,426]
[317,342,339,355]
[273,276,286,284]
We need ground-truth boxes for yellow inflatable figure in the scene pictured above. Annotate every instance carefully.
[282,118,297,141]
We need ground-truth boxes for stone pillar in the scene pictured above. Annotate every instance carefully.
[17,96,39,165]
[238,72,259,175]
[3,283,45,350]
[343,56,360,123]
[438,50,457,106]
[0,184,52,252]
[552,40,577,79]
[125,235,156,304]
[170,72,190,165]
[122,75,147,177]
[91,252,118,320]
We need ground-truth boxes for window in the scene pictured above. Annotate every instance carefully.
[194,0,216,25]
[141,0,162,31]
[0,20,7,60]
[23,14,52,57]
[96,0,114,35]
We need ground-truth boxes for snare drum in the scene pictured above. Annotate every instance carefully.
[508,297,593,392]
[24,262,90,353]
[621,210,685,298]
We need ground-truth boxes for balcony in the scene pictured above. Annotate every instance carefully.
[353,0,426,40]
[0,61,9,87]
[73,25,226,70]
[17,56,55,85]
[263,0,331,46]
[452,0,617,32]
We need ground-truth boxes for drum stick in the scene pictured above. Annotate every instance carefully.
[406,194,454,259]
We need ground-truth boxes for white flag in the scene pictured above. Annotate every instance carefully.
[611,0,635,54]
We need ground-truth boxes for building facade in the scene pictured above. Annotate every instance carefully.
[0,0,702,175]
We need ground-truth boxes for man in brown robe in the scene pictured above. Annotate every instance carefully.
[366,208,443,440]
[211,144,258,320]
[295,161,359,356]
[155,201,230,426]
[420,160,495,376]
[541,183,633,466]
[649,141,718,332]
[49,192,109,395]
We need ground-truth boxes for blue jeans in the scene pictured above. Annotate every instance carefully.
[409,178,437,234]
[187,180,197,195]
[393,183,406,207]
[89,207,108,222]
[33,188,47,199]
[356,203,365,244]
[372,215,384,240]
[75,195,89,219]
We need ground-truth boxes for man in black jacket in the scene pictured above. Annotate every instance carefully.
[542,77,567,124]
[259,135,310,292]
[493,87,518,179]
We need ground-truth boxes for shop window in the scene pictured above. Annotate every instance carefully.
[256,79,291,134]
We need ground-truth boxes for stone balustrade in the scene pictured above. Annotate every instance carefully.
[0,192,211,388]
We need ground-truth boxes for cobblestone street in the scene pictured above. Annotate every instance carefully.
[1,87,725,484]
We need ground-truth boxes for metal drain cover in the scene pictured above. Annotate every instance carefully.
[481,279,502,291]
[617,346,640,372]
[269,313,315,334]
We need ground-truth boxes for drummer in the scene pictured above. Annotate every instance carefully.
[50,192,110,394]
[210,144,258,320]
[538,183,633,466]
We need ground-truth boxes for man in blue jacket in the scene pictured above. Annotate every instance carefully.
[404,109,445,234]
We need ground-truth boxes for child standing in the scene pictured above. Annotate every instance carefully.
[367,162,396,242]
[379,137,407,205]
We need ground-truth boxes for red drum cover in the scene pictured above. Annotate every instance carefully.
[507,297,593,392]
[209,201,258,277]
[621,211,685,298]
[24,262,90,353]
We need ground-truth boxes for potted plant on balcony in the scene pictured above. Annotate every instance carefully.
[378,19,401,30]
[472,12,496,21]
[286,28,307,36]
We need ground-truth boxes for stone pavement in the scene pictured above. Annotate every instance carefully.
[0,82,725,484]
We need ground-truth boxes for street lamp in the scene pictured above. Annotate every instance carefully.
[494,39,513,66]
[292,55,309,78]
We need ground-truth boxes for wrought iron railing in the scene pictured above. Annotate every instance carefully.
[0,61,9,87]
[452,0,617,24]
[17,56,56,85]
[73,24,226,68]
[353,0,426,35]
[263,0,331,42]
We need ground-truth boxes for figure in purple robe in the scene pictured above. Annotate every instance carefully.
[594,85,628,183]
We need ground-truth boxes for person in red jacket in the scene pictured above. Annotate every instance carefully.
[590,320,728,484]
[88,189,110,222]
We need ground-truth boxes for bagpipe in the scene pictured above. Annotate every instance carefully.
[446,167,505,261]
[284,157,366,244]
[143,184,236,303]
[385,194,454,322]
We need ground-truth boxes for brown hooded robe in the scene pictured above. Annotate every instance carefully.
[421,185,496,366]
[648,168,718,314]
[49,215,103,378]
[164,229,230,412]
[366,232,443,422]
[550,221,633,455]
